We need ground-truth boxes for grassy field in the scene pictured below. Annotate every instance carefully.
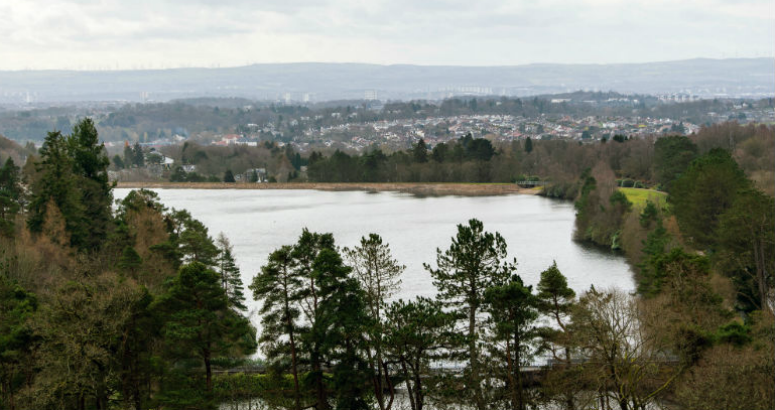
[618,187,668,208]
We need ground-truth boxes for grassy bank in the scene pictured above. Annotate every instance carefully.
[115,182,539,196]
[618,187,668,208]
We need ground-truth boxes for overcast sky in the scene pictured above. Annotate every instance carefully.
[0,0,772,70]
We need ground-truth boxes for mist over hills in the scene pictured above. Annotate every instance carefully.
[0,58,771,104]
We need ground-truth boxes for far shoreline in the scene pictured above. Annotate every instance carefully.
[114,182,543,197]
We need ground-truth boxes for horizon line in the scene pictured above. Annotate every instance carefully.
[1,56,771,73]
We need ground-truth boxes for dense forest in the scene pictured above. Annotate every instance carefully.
[0,119,773,410]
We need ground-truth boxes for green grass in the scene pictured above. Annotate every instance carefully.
[618,187,668,209]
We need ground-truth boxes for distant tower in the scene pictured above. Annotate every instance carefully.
[365,90,377,100]
[140,91,149,102]
[284,93,292,104]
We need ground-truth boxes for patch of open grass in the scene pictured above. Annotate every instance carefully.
[618,187,668,209]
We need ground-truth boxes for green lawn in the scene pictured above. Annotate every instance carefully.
[618,187,668,209]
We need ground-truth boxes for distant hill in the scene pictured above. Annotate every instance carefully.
[0,58,771,104]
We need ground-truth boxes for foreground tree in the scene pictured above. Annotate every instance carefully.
[34,273,142,410]
[485,274,539,410]
[572,288,681,410]
[313,248,372,410]
[384,297,454,410]
[425,219,515,410]
[251,245,304,410]
[343,233,404,410]
[292,229,335,410]
[535,262,578,410]
[216,233,247,310]
[157,262,256,394]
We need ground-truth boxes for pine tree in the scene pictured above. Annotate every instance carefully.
[384,297,453,410]
[424,219,515,410]
[27,119,113,251]
[27,130,87,249]
[132,142,144,167]
[485,275,539,410]
[314,248,372,410]
[0,158,22,236]
[174,211,219,266]
[343,233,404,410]
[413,139,428,163]
[251,245,304,409]
[216,233,246,311]
[157,262,256,394]
[291,229,335,410]
[535,261,577,410]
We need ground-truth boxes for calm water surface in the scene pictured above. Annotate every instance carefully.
[115,189,634,327]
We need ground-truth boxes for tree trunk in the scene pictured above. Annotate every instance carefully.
[468,303,485,410]
[204,349,212,393]
[382,359,395,410]
[400,359,417,410]
[312,348,328,410]
[285,279,302,410]
[504,340,520,410]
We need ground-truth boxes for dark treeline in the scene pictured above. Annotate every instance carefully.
[305,123,773,192]
[1,119,773,410]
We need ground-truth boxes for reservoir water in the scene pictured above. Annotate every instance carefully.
[114,189,634,327]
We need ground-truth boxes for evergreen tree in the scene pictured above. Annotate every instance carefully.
[291,229,335,410]
[413,139,428,163]
[223,170,236,183]
[670,148,749,249]
[118,246,142,276]
[343,234,404,410]
[156,262,256,394]
[132,142,145,167]
[535,262,577,410]
[485,274,539,410]
[653,135,698,190]
[216,233,246,311]
[123,144,134,168]
[251,245,304,410]
[27,130,87,249]
[313,248,371,410]
[70,118,113,251]
[384,297,454,410]
[0,158,22,236]
[170,166,187,182]
[716,189,775,311]
[524,137,533,153]
[112,154,125,170]
[175,211,219,266]
[26,119,113,251]
[0,274,38,410]
[424,219,515,410]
